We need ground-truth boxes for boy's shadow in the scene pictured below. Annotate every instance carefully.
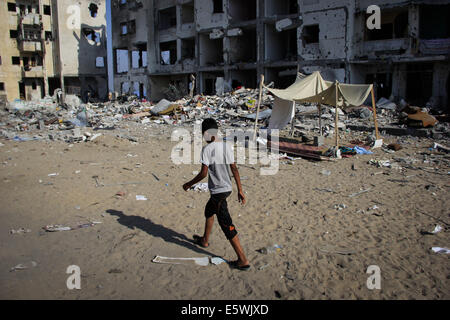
[106,209,217,256]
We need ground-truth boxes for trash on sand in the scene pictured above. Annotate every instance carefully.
[319,245,355,255]
[432,142,450,153]
[48,173,59,177]
[136,195,148,201]
[210,257,227,265]
[151,173,160,181]
[422,225,444,235]
[108,269,123,274]
[257,244,282,254]
[334,204,347,210]
[191,182,209,192]
[321,170,331,176]
[258,263,270,270]
[10,261,37,272]
[369,159,391,168]
[10,228,31,234]
[372,139,383,149]
[115,191,126,197]
[431,247,450,254]
[349,188,371,198]
[43,222,101,232]
[432,225,443,234]
[152,256,210,266]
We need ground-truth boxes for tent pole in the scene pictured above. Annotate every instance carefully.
[253,74,264,141]
[335,81,339,148]
[318,104,322,136]
[371,86,380,140]
[290,102,295,137]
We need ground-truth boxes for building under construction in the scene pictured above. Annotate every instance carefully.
[0,0,108,103]
[114,0,449,110]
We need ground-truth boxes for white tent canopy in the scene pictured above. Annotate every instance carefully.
[263,71,379,147]
[266,71,373,130]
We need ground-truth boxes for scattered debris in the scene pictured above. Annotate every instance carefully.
[10,228,31,234]
[257,244,282,254]
[43,221,101,232]
[10,261,38,272]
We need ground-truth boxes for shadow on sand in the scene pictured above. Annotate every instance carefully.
[106,209,218,257]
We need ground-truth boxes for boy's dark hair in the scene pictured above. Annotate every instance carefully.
[202,118,218,134]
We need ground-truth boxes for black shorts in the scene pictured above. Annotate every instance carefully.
[204,191,237,240]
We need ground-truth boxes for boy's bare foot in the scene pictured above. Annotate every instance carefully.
[193,235,209,248]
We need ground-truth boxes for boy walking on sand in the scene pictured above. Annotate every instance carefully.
[182,118,250,270]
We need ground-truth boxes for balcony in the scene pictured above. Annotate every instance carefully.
[357,38,410,58]
[18,40,42,52]
[20,13,40,26]
[22,66,44,78]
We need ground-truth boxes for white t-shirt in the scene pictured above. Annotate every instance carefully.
[200,141,234,194]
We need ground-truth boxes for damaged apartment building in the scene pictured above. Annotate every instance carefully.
[0,0,108,103]
[112,0,450,110]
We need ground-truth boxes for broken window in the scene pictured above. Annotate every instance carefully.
[265,0,298,16]
[132,50,143,68]
[115,49,129,73]
[10,30,18,39]
[96,57,105,67]
[121,82,130,94]
[160,40,177,65]
[229,28,257,63]
[181,2,194,24]
[213,0,223,14]
[0,83,5,91]
[365,9,408,41]
[120,22,127,35]
[366,73,392,99]
[302,25,319,44]
[128,20,136,34]
[12,57,20,65]
[89,3,98,18]
[229,0,256,23]
[32,82,37,90]
[181,38,195,60]
[83,28,101,44]
[199,34,223,66]
[45,31,53,41]
[43,5,50,15]
[406,63,433,106]
[7,3,16,12]
[265,24,297,61]
[159,7,177,30]
[420,5,450,39]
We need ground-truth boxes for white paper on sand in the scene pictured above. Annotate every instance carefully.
[432,225,443,234]
[372,139,383,149]
[431,247,450,254]
[136,195,148,201]
[152,256,210,266]
[152,256,228,266]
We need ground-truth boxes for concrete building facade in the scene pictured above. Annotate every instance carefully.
[111,0,450,110]
[0,0,108,103]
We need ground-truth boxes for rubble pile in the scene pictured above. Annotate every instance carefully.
[0,87,449,148]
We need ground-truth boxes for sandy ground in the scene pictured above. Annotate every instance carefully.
[0,123,449,300]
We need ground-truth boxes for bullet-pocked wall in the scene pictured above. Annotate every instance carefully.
[110,0,449,110]
[53,0,108,101]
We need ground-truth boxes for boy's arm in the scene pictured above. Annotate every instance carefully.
[183,164,208,191]
[230,163,246,205]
